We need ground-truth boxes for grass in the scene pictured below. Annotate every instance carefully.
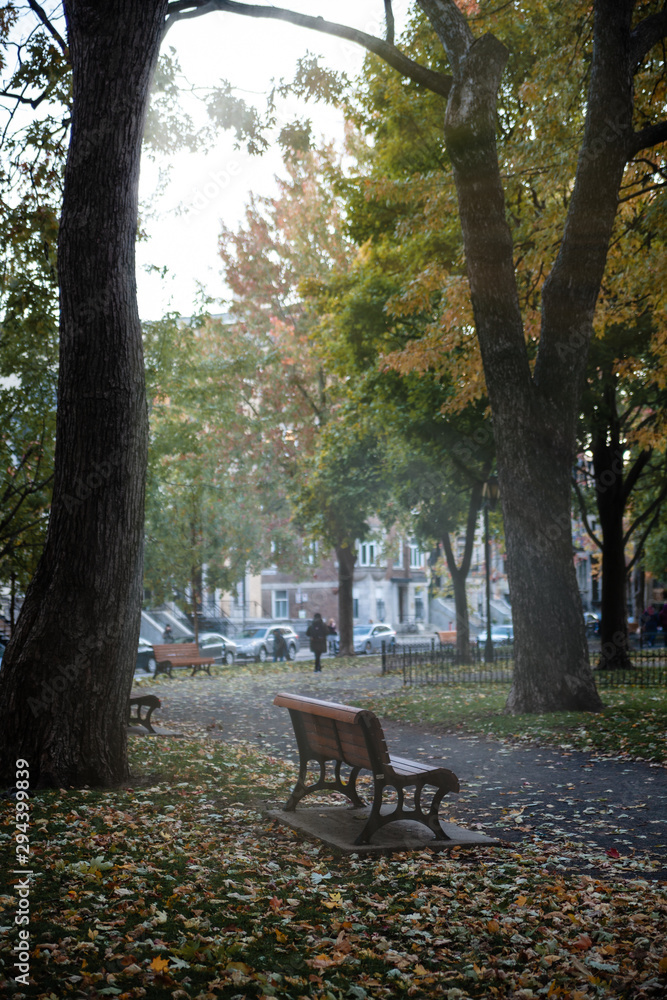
[356,684,667,764]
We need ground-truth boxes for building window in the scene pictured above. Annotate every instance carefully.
[409,541,422,568]
[274,590,288,618]
[358,541,377,567]
[353,598,359,618]
[415,596,424,620]
[307,540,319,565]
[376,598,386,622]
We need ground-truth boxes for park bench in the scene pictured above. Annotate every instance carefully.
[152,643,215,678]
[128,695,161,733]
[273,692,460,845]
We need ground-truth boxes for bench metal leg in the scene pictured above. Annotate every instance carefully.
[354,777,452,845]
[284,756,365,812]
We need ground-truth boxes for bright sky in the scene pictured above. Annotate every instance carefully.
[137,1,411,320]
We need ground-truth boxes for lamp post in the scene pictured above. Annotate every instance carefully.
[483,476,500,663]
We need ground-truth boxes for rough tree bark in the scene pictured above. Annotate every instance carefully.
[336,543,356,657]
[0,0,167,786]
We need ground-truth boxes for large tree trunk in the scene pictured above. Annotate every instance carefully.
[0,1,167,787]
[499,412,600,711]
[418,0,636,712]
[336,543,356,656]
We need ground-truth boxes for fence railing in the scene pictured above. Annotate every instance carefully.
[383,641,667,688]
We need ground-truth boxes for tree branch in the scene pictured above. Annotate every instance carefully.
[0,87,49,109]
[384,1,395,46]
[572,474,602,550]
[459,480,483,578]
[621,447,652,505]
[630,8,667,70]
[625,486,667,570]
[630,120,667,157]
[416,0,473,75]
[623,477,667,548]
[164,1,452,99]
[27,0,69,59]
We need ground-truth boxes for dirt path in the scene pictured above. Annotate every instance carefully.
[135,660,667,879]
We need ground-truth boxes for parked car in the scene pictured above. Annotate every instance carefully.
[234,625,299,662]
[197,631,236,665]
[353,623,397,655]
[585,612,600,635]
[477,624,514,645]
[136,638,156,673]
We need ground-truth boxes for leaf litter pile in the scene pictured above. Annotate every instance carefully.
[2,728,666,999]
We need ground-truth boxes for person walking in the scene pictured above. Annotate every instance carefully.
[307,612,328,672]
[272,628,288,662]
[162,624,174,643]
[641,605,658,647]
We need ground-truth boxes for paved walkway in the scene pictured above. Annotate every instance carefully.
[136,660,667,879]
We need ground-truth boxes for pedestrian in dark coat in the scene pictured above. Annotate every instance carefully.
[272,629,288,662]
[306,612,328,672]
[641,605,658,647]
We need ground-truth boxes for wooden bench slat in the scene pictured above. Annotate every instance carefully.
[273,691,459,844]
[274,692,367,724]
[152,643,215,678]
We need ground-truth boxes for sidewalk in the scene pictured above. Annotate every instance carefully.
[136,660,667,878]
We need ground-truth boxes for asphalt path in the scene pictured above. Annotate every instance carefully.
[136,659,667,879]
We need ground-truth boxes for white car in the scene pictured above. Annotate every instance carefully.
[477,624,514,645]
[353,623,397,654]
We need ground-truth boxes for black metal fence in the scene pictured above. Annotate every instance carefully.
[383,641,667,688]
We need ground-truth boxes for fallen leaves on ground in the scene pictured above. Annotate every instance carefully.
[1,731,666,999]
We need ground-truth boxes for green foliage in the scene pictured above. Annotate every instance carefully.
[0,6,65,590]
[143,313,296,605]
[219,147,388,562]
[292,415,391,551]
[645,522,667,580]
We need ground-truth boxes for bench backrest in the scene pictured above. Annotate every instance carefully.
[153,643,200,661]
[274,692,390,771]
